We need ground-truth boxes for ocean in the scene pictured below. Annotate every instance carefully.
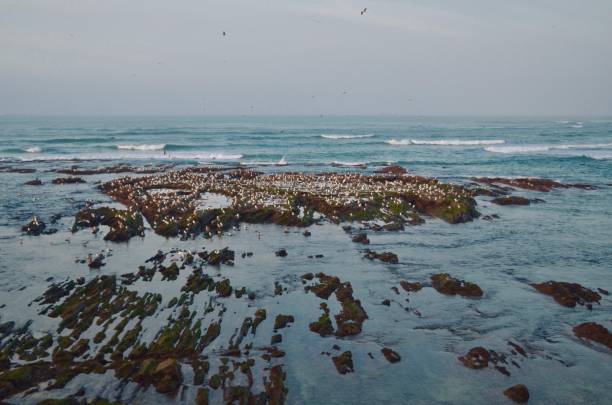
[0,115,611,404]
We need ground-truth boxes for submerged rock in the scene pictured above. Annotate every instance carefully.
[381,348,401,363]
[430,274,483,298]
[52,176,85,184]
[363,249,398,264]
[530,281,601,308]
[352,233,370,244]
[573,322,612,349]
[275,248,288,257]
[399,281,422,293]
[503,384,530,403]
[491,196,531,206]
[24,179,42,186]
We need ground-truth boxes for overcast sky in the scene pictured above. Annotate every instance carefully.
[1,0,611,116]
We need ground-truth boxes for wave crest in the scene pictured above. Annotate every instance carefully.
[485,143,612,154]
[116,144,166,151]
[386,139,505,146]
[321,134,375,140]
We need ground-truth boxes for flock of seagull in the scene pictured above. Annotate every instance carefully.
[103,168,471,233]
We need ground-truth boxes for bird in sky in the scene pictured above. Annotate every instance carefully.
[361,8,367,16]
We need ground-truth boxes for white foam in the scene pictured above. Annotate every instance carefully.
[277,156,288,166]
[116,144,166,151]
[386,139,505,146]
[321,134,375,139]
[331,161,367,168]
[24,146,42,153]
[17,152,243,162]
[485,143,612,154]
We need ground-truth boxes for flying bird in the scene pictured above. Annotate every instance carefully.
[361,8,367,16]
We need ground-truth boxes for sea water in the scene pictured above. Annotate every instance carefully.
[0,116,610,404]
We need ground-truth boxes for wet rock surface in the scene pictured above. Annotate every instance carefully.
[363,249,399,264]
[430,273,483,298]
[503,384,530,403]
[573,322,612,349]
[473,177,595,192]
[491,196,532,206]
[332,351,354,374]
[52,176,86,184]
[531,281,601,308]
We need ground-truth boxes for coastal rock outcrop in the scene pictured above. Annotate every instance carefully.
[531,281,601,308]
[430,274,483,298]
[573,322,612,349]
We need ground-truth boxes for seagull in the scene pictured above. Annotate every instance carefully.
[361,8,367,16]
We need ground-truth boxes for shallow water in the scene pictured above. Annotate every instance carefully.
[0,116,611,404]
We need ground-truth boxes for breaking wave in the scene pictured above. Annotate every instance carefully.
[321,134,375,139]
[116,144,167,151]
[485,143,612,154]
[386,139,505,146]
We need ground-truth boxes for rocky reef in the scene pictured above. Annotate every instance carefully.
[94,168,480,240]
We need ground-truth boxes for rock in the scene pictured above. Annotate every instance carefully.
[215,279,232,297]
[503,384,530,403]
[274,315,294,330]
[52,176,85,184]
[309,312,334,337]
[25,179,42,186]
[491,196,531,206]
[473,176,595,192]
[352,233,370,244]
[275,248,288,257]
[530,281,601,308]
[458,347,489,369]
[87,254,105,269]
[72,206,144,242]
[206,247,235,265]
[21,217,46,235]
[303,230,311,237]
[332,351,354,374]
[196,387,209,405]
[381,299,391,306]
[271,334,282,344]
[376,165,407,175]
[399,281,422,293]
[430,273,483,298]
[573,322,612,349]
[381,348,401,363]
[363,249,398,264]
[151,359,182,394]
[160,262,179,280]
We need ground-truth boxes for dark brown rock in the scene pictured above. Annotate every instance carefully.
[573,322,612,349]
[503,384,530,403]
[332,351,354,375]
[381,348,401,363]
[431,273,483,298]
[458,347,489,369]
[531,281,601,308]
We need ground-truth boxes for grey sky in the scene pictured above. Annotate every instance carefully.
[1,0,611,116]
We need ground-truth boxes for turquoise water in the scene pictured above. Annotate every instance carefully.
[0,116,611,404]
